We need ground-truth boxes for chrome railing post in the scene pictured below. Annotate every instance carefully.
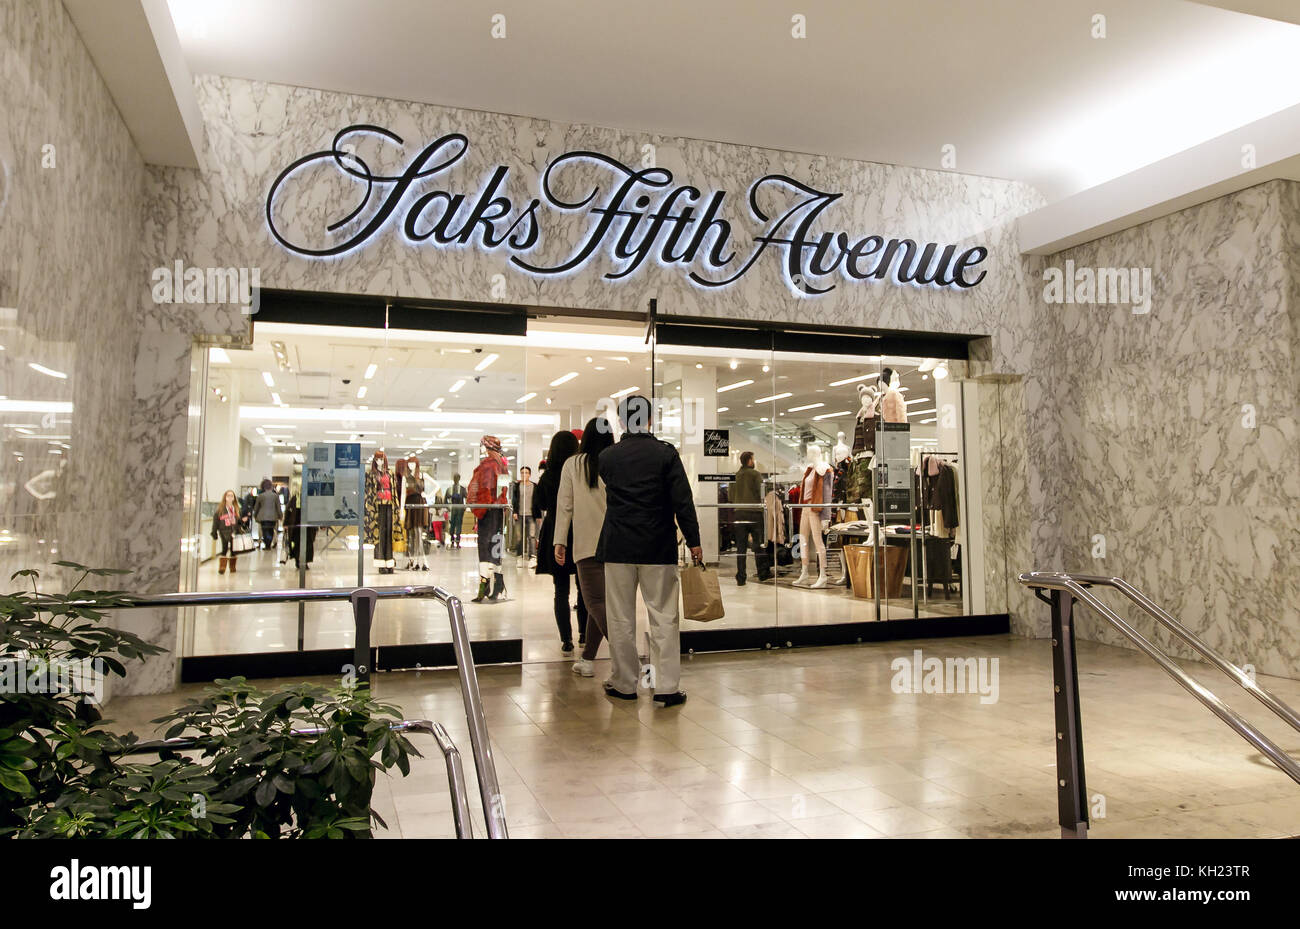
[439,588,509,839]
[349,587,378,686]
[1048,588,1089,839]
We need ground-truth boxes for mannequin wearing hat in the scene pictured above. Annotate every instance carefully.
[469,434,510,602]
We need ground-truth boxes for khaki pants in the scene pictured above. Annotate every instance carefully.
[604,562,681,695]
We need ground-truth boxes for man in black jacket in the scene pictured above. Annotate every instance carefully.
[597,395,701,708]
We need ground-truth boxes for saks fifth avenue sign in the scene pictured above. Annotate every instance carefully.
[266,125,989,296]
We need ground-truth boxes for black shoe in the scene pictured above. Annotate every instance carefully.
[736,577,746,586]
[603,682,638,700]
[561,641,574,654]
[652,691,688,708]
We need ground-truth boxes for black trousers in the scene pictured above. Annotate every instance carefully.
[449,509,464,545]
[477,508,502,566]
[551,571,588,644]
[375,504,393,563]
[217,529,234,556]
[733,521,766,581]
[259,521,276,550]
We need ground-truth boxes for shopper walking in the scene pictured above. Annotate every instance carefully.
[211,489,241,575]
[284,492,317,570]
[731,451,770,585]
[446,473,466,548]
[535,430,586,652]
[598,395,701,707]
[253,478,282,551]
[554,416,614,677]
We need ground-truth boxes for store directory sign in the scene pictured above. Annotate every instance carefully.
[304,442,363,525]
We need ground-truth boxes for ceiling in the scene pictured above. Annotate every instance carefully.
[215,319,945,477]
[162,0,1300,201]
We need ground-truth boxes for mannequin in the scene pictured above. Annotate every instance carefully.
[793,443,833,589]
[833,431,851,464]
[402,455,429,571]
[881,367,906,424]
[391,458,409,562]
[469,435,510,602]
[853,382,880,457]
[364,451,396,574]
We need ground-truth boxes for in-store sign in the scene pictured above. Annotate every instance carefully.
[267,125,989,296]
[697,474,732,483]
[703,428,730,457]
[304,442,363,525]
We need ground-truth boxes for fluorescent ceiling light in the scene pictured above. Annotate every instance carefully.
[474,353,499,372]
[716,407,729,413]
[0,401,73,414]
[787,402,825,413]
[429,397,444,410]
[754,392,793,404]
[270,392,282,405]
[550,372,579,387]
[515,392,537,403]
[905,398,932,406]
[920,418,937,424]
[209,348,231,364]
[812,410,852,420]
[827,373,878,387]
[717,379,754,394]
[449,379,466,393]
[261,371,275,387]
[28,363,67,379]
[356,386,367,399]
[241,406,560,427]
[262,424,296,430]
[364,363,377,379]
[610,386,639,399]
[908,408,938,416]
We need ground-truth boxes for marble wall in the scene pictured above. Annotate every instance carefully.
[1044,179,1300,678]
[0,0,159,696]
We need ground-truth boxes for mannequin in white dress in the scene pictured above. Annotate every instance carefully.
[793,443,832,589]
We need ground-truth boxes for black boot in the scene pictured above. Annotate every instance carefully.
[471,577,490,603]
[488,572,506,601]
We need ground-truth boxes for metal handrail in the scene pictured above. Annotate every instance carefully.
[1019,571,1300,829]
[126,718,476,839]
[1064,573,1300,734]
[68,584,508,839]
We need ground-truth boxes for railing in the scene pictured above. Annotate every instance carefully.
[1018,571,1300,838]
[63,584,508,839]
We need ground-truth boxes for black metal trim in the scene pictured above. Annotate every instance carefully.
[180,638,522,683]
[681,613,1008,653]
[654,315,974,360]
[253,288,528,336]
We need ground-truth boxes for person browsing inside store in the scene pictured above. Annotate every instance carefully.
[731,450,770,585]
[597,395,701,708]
[253,478,282,551]
[512,465,537,565]
[554,415,615,677]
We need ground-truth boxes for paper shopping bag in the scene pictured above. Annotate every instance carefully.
[681,563,725,622]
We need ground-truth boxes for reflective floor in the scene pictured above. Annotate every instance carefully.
[188,535,962,662]
[111,634,1300,839]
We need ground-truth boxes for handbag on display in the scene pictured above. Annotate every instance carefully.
[681,563,725,622]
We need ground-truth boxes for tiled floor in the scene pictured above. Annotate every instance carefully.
[109,632,1300,839]
[188,541,957,662]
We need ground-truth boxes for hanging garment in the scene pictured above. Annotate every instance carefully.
[764,490,786,544]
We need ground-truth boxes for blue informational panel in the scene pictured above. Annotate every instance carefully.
[304,442,363,525]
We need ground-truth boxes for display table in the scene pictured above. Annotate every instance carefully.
[843,543,909,598]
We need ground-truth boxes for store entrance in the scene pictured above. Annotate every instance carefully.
[182,293,1006,681]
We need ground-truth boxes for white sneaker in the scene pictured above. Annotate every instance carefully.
[572,659,594,677]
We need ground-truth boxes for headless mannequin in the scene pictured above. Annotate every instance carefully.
[881,367,906,424]
[794,444,831,589]
[833,431,850,463]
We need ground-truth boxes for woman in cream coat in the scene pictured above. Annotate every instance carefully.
[554,416,615,677]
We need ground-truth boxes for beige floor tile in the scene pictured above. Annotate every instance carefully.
[821,786,905,814]
[794,813,884,839]
[855,804,950,836]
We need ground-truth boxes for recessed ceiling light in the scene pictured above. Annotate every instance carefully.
[716,406,729,413]
[761,365,770,373]
[812,409,852,420]
[717,379,754,394]
[356,386,367,399]
[550,372,578,387]
[754,392,793,404]
[364,363,377,379]
[594,366,606,371]
[729,360,738,370]
[828,373,879,387]
[933,363,949,380]
[474,353,499,372]
[516,392,537,403]
[270,392,281,405]
[787,402,825,413]
[429,397,445,410]
[261,371,275,387]
[29,363,67,379]
[449,379,466,393]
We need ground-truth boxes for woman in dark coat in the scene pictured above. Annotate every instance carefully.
[534,430,585,652]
